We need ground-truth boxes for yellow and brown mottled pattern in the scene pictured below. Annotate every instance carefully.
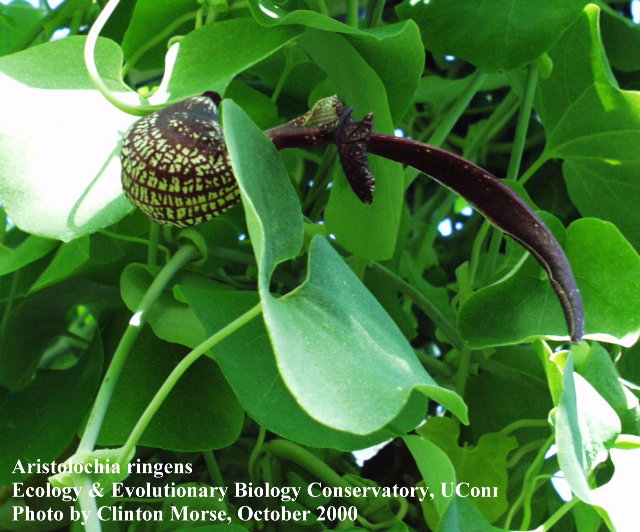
[120,94,239,227]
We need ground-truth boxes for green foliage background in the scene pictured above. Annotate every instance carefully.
[1,1,640,531]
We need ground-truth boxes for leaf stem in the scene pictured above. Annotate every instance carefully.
[116,302,263,467]
[463,90,519,161]
[346,0,359,28]
[428,69,488,147]
[507,62,539,181]
[203,451,225,487]
[454,348,472,398]
[248,425,267,482]
[519,154,548,186]
[121,10,199,77]
[507,438,548,469]
[78,244,199,453]
[369,261,463,349]
[98,230,171,262]
[366,0,386,28]
[501,418,548,435]
[147,222,160,267]
[314,0,329,16]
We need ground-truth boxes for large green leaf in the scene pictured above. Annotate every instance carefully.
[552,352,639,531]
[265,236,466,434]
[464,346,552,444]
[167,18,302,100]
[300,29,404,260]
[458,218,640,348]
[222,100,466,434]
[396,0,585,72]
[0,36,137,241]
[179,280,429,451]
[554,354,620,500]
[537,4,640,250]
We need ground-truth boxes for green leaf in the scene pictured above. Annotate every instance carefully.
[300,29,404,260]
[553,357,640,532]
[417,417,516,523]
[223,100,465,434]
[555,354,620,501]
[537,5,640,250]
[247,0,363,33]
[577,342,640,436]
[0,334,103,485]
[0,0,47,56]
[31,233,125,292]
[458,218,640,348]
[0,234,57,276]
[264,236,466,434]
[224,80,278,130]
[599,2,640,72]
[396,0,585,71]
[222,99,303,282]
[465,345,552,443]
[0,279,120,391]
[0,36,137,241]
[167,18,303,100]
[438,497,507,532]
[98,325,243,451]
[345,21,424,123]
[404,434,456,529]
[179,279,428,450]
[120,0,200,71]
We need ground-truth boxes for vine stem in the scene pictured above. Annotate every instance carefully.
[121,10,199,77]
[78,244,199,453]
[507,62,540,181]
[503,434,554,529]
[84,0,162,116]
[264,439,367,511]
[116,302,263,467]
[535,498,578,532]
